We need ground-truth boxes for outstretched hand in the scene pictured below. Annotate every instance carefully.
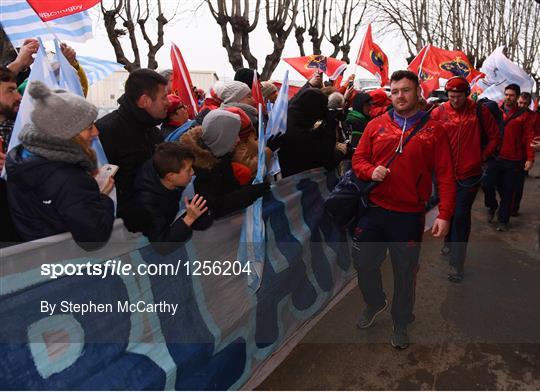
[183,194,208,226]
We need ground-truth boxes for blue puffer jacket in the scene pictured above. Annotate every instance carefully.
[5,145,115,250]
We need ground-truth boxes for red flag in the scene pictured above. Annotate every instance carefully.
[409,44,483,83]
[283,55,347,80]
[252,72,265,114]
[170,42,198,119]
[355,24,389,86]
[27,0,100,22]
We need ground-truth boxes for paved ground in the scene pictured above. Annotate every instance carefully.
[258,174,540,390]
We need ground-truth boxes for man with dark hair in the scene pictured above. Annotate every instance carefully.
[96,68,170,220]
[0,66,22,245]
[131,142,212,251]
[352,69,455,349]
[0,66,21,166]
[431,76,500,282]
[512,91,535,215]
[482,84,534,231]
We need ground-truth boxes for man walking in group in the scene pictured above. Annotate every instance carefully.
[431,76,500,282]
[482,84,534,231]
[352,70,456,349]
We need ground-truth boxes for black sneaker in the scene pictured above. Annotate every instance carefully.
[448,265,463,283]
[496,222,509,232]
[356,300,388,329]
[441,245,451,256]
[487,208,496,223]
[391,324,409,350]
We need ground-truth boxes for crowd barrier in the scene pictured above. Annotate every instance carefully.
[0,168,357,390]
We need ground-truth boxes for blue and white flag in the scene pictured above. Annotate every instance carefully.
[6,38,58,156]
[0,0,93,47]
[76,56,125,86]
[237,104,267,291]
[265,71,289,176]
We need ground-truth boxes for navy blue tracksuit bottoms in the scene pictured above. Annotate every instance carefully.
[482,158,522,223]
[352,206,424,326]
[446,175,481,272]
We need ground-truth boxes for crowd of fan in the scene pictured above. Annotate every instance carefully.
[0,39,539,256]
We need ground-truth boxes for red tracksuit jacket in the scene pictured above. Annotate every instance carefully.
[431,100,501,180]
[352,111,456,221]
[499,105,535,162]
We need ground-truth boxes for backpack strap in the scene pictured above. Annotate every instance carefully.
[503,108,526,126]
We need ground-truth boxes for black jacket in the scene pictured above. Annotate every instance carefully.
[278,88,339,177]
[5,146,115,250]
[95,94,164,214]
[180,126,269,219]
[131,160,213,245]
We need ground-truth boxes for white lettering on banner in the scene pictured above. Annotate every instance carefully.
[39,5,83,19]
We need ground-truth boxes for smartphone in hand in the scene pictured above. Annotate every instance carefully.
[95,164,119,191]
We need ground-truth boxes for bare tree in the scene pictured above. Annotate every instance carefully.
[326,0,368,63]
[101,0,177,71]
[371,0,539,92]
[293,0,327,55]
[206,0,299,79]
[0,25,17,64]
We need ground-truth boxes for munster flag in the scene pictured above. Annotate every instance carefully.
[355,24,389,86]
[171,42,198,119]
[409,44,482,83]
[27,0,100,22]
[252,72,266,114]
[283,55,347,80]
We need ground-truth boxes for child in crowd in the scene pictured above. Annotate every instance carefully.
[131,142,213,248]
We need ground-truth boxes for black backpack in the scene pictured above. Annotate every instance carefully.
[477,98,504,148]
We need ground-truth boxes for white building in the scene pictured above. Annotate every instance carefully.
[86,69,219,109]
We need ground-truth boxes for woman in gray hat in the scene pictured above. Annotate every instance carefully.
[5,81,115,250]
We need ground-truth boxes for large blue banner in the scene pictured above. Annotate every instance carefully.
[0,169,355,390]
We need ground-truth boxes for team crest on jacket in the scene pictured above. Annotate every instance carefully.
[305,55,327,72]
[370,50,385,71]
[439,57,471,78]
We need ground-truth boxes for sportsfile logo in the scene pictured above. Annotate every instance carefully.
[38,5,83,19]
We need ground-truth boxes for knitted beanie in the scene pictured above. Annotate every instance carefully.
[261,81,278,100]
[201,109,241,157]
[234,68,255,88]
[28,81,97,139]
[223,106,253,140]
[220,81,251,104]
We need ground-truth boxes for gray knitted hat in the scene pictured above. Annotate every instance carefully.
[220,81,251,104]
[28,80,98,140]
[201,109,241,157]
[261,81,278,100]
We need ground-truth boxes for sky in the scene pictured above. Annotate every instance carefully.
[64,1,410,83]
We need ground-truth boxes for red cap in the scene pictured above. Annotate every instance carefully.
[166,94,184,117]
[223,106,254,140]
[445,77,469,93]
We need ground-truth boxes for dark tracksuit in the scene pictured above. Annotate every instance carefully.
[352,111,455,327]
[431,100,500,272]
[483,106,534,224]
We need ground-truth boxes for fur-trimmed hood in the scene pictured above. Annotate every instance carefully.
[179,125,218,171]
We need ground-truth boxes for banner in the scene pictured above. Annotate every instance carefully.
[0,168,354,390]
[76,56,125,86]
[0,0,93,47]
[27,0,100,22]
[355,24,389,86]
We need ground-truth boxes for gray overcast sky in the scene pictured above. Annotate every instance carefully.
[67,2,410,82]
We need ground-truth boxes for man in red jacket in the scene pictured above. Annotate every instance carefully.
[431,77,500,282]
[482,84,534,231]
[351,70,455,350]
